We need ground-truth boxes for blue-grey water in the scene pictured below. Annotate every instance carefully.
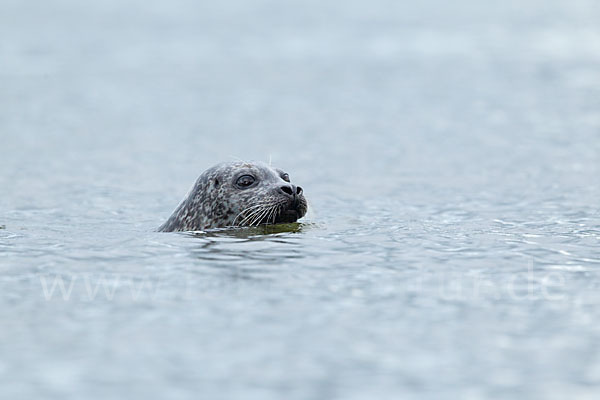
[1,0,599,399]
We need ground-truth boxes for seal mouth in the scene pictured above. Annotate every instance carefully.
[274,209,299,224]
[237,194,307,227]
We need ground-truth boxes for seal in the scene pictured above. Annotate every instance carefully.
[159,161,308,232]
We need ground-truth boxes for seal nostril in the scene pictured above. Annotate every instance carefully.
[296,186,303,195]
[280,185,293,196]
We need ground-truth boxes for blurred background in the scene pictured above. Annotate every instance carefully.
[2,0,598,209]
[1,0,599,399]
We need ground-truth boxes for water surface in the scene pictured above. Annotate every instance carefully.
[1,0,599,399]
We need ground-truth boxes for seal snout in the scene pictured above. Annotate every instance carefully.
[279,184,304,207]
[279,184,302,197]
[276,184,306,223]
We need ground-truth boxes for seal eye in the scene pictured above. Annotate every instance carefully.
[236,175,256,188]
[281,173,290,182]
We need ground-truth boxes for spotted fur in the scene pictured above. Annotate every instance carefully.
[159,162,308,232]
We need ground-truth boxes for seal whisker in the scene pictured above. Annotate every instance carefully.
[259,205,274,226]
[240,202,273,227]
[243,208,264,227]
[250,206,272,227]
[269,203,280,225]
[256,201,279,226]
[234,203,269,226]
[238,206,267,227]
[265,205,276,225]
[266,198,284,225]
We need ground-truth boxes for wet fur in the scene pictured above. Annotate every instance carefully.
[159,162,307,232]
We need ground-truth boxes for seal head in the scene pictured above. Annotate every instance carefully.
[159,162,308,232]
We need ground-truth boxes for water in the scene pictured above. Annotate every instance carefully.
[1,0,599,398]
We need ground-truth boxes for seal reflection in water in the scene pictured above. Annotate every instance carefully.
[159,162,308,232]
